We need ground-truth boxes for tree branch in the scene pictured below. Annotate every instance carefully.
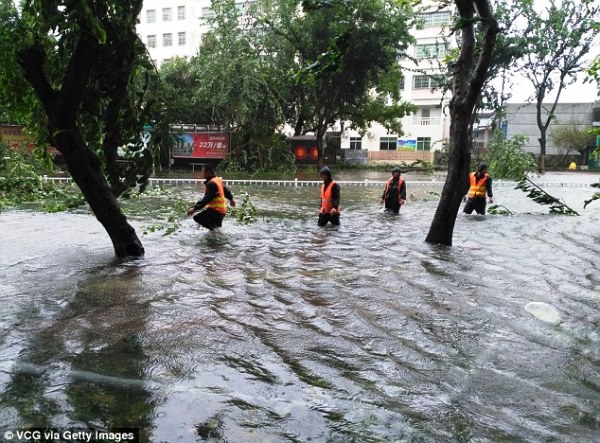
[17,40,56,114]
[466,0,500,108]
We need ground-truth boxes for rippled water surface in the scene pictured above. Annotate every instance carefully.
[1,172,599,442]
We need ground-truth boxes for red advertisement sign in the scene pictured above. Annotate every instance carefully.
[172,132,229,159]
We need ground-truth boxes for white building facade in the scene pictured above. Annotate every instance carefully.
[338,4,453,163]
[136,0,453,161]
[136,0,214,67]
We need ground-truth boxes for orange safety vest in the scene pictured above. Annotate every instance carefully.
[205,177,227,214]
[320,180,339,214]
[468,172,489,198]
[384,177,405,202]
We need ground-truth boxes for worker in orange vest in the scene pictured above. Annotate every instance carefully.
[187,164,236,230]
[380,166,406,214]
[318,166,341,226]
[463,162,493,214]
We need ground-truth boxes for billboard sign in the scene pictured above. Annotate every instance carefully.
[171,131,229,159]
[397,139,417,149]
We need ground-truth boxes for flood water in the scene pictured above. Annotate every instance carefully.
[0,172,599,442]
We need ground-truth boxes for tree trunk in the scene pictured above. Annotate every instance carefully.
[18,31,145,258]
[425,0,499,246]
[53,130,145,258]
[538,134,546,173]
[425,108,471,246]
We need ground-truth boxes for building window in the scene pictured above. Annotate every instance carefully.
[147,35,156,48]
[399,77,405,90]
[349,137,362,150]
[417,11,452,28]
[380,137,397,151]
[162,8,172,21]
[178,32,186,46]
[202,7,215,19]
[163,33,172,47]
[178,6,185,20]
[417,137,431,151]
[415,43,446,59]
[146,9,156,23]
[412,74,443,89]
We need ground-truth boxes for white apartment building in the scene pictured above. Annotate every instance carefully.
[136,1,453,160]
[340,5,453,160]
[137,0,254,67]
[136,0,206,67]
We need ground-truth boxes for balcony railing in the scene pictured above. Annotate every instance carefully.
[406,117,443,126]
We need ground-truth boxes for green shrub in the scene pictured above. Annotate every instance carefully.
[0,143,81,210]
[484,134,537,180]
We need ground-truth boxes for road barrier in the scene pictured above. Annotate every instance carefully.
[41,176,594,188]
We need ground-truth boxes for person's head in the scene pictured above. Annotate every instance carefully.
[476,162,488,174]
[391,166,401,177]
[320,166,332,181]
[203,164,216,179]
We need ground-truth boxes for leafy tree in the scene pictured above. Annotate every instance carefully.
[187,0,296,172]
[549,123,596,166]
[474,0,530,130]
[159,58,210,125]
[3,0,160,257]
[587,54,600,98]
[278,0,417,164]
[513,0,599,172]
[484,134,537,179]
[425,0,500,246]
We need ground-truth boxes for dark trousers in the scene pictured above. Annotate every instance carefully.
[193,208,225,230]
[384,199,401,214]
[318,213,340,226]
[463,197,486,215]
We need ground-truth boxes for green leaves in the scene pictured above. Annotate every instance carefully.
[583,182,600,209]
[227,190,258,224]
[484,134,538,180]
[516,176,579,215]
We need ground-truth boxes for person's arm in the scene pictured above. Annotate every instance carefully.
[332,183,340,209]
[399,180,407,201]
[486,176,494,202]
[223,185,236,207]
[192,181,218,211]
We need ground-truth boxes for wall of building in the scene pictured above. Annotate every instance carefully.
[137,0,206,67]
[505,102,597,155]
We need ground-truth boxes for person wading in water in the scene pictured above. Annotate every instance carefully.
[380,166,406,214]
[463,162,493,215]
[187,164,236,230]
[318,166,341,227]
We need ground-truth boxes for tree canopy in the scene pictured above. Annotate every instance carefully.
[0,0,164,256]
[511,0,599,172]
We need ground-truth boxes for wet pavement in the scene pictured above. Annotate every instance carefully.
[0,172,599,442]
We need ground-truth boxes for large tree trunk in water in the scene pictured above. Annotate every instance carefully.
[53,130,145,258]
[424,0,499,246]
[425,110,471,245]
[18,31,145,258]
